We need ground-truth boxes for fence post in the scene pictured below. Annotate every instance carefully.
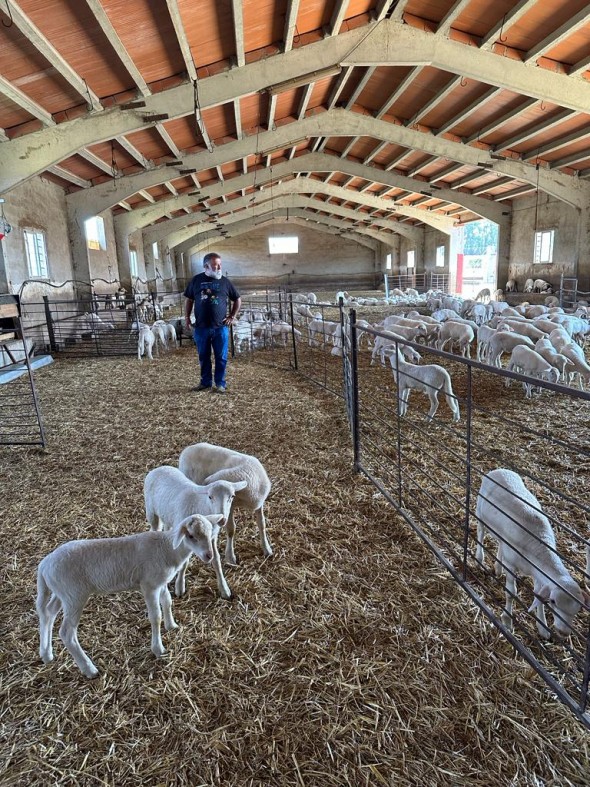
[349,308,361,472]
[462,363,473,581]
[395,341,403,508]
[289,295,298,371]
[42,296,58,353]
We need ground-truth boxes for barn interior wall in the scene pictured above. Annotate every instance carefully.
[188,223,377,289]
[0,177,74,301]
[507,193,581,290]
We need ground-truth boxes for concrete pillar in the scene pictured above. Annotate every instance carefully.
[113,213,136,292]
[575,202,590,293]
[0,241,9,294]
[66,206,92,300]
[496,216,512,291]
[143,236,157,291]
[448,226,463,295]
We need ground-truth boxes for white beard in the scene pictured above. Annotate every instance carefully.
[205,269,222,279]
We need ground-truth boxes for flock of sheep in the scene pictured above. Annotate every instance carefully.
[35,284,590,678]
[37,443,272,678]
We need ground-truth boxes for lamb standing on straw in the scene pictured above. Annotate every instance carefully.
[36,514,223,677]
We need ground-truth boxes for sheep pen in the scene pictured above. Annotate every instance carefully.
[1,344,590,786]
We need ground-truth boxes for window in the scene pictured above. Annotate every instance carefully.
[129,249,138,277]
[268,236,298,254]
[534,229,555,264]
[385,253,392,271]
[436,245,445,267]
[152,241,159,259]
[85,216,106,251]
[407,249,415,269]
[24,229,49,278]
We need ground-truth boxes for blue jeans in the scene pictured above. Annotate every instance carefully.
[193,326,229,388]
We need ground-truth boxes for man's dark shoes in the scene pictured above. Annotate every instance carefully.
[214,385,226,393]
[192,383,212,392]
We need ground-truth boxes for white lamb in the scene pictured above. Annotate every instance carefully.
[371,330,421,365]
[437,321,474,358]
[389,348,460,422]
[534,338,574,382]
[137,326,155,361]
[523,278,534,293]
[505,279,517,292]
[151,322,167,354]
[506,345,560,397]
[477,324,512,363]
[144,466,248,599]
[498,319,546,343]
[475,469,589,639]
[474,287,491,303]
[178,442,273,566]
[486,331,534,368]
[533,278,553,293]
[164,322,178,349]
[559,342,590,390]
[36,514,223,678]
[308,318,339,347]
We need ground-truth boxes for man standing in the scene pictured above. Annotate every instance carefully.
[184,253,242,393]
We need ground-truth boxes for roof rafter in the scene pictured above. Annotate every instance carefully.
[283,0,300,52]
[0,75,55,126]
[165,0,197,81]
[6,0,102,110]
[86,0,150,97]
[524,9,590,64]
[231,0,245,68]
[8,20,590,193]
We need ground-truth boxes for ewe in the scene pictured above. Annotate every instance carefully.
[36,514,223,678]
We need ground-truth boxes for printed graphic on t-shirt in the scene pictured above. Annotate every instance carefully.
[200,281,220,306]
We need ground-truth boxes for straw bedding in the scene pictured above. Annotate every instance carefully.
[1,342,589,786]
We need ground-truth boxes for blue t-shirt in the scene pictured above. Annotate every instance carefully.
[184,273,241,329]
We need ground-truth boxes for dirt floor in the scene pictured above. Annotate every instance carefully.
[1,341,590,786]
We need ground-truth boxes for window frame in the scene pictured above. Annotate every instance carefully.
[385,252,392,271]
[407,249,415,269]
[534,229,555,264]
[129,248,138,277]
[435,244,445,268]
[152,241,160,259]
[268,236,299,254]
[84,216,106,251]
[23,228,49,279]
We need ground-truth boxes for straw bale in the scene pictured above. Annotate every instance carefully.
[1,344,589,787]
